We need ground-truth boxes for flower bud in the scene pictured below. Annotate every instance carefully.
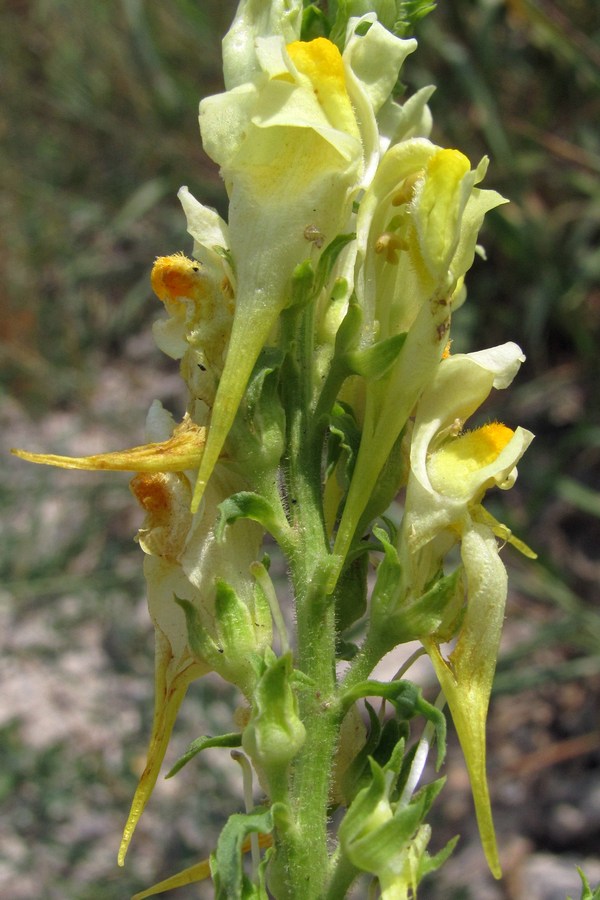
[242,653,306,779]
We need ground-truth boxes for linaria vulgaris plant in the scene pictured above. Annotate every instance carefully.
[13,1,536,897]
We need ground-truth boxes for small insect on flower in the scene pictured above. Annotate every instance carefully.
[304,224,325,249]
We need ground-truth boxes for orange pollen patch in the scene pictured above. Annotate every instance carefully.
[151,253,206,303]
[473,421,515,462]
[130,472,173,514]
[449,421,515,470]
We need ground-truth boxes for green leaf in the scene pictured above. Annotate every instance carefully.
[569,867,600,900]
[335,549,368,634]
[370,525,403,616]
[369,526,465,650]
[341,680,446,768]
[333,293,363,357]
[212,807,274,900]
[301,4,330,41]
[326,402,361,494]
[417,833,460,879]
[557,477,600,519]
[395,0,437,36]
[217,492,288,545]
[229,348,286,477]
[340,704,411,804]
[166,732,242,779]
[314,232,356,296]
[344,332,407,380]
[329,0,436,47]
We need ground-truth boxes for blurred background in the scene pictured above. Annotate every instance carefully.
[1,1,599,897]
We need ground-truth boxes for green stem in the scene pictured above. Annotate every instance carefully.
[273,303,343,899]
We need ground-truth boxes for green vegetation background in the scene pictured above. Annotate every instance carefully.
[1,1,599,897]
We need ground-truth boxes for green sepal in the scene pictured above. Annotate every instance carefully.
[338,702,383,804]
[166,732,242,779]
[329,1,372,48]
[250,575,276,649]
[369,525,403,617]
[344,332,407,380]
[217,491,290,548]
[340,680,446,769]
[372,716,409,774]
[411,776,447,820]
[416,833,460,880]
[212,806,274,900]
[254,844,273,900]
[395,0,438,36]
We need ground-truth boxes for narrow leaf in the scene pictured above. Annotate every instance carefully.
[166,733,242,779]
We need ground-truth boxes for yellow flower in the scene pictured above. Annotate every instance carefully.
[403,343,533,553]
[192,35,366,511]
[399,343,534,878]
[329,143,508,586]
